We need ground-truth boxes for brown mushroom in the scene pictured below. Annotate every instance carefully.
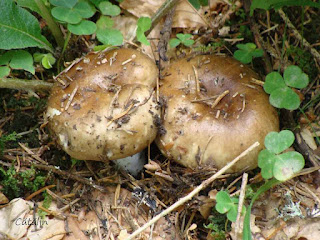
[156,55,279,173]
[46,48,160,163]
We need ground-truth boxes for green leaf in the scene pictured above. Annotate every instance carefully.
[264,130,295,154]
[182,39,194,47]
[96,28,123,46]
[17,0,41,14]
[33,52,43,62]
[234,43,263,64]
[136,17,151,46]
[258,149,276,179]
[250,0,320,16]
[49,0,77,8]
[215,191,242,222]
[169,38,181,48]
[74,1,96,18]
[273,151,304,181]
[283,65,309,89]
[9,50,35,74]
[0,66,10,77]
[136,28,150,46]
[263,72,286,94]
[269,86,300,110]
[215,191,232,213]
[34,53,56,69]
[0,0,53,52]
[99,1,120,16]
[51,6,82,24]
[96,16,114,29]
[68,20,97,35]
[137,17,151,32]
[177,33,192,41]
[0,51,13,65]
[89,0,104,8]
[188,0,201,9]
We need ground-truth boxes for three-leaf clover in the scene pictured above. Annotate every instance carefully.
[0,50,35,77]
[96,16,123,46]
[50,0,96,35]
[258,130,305,181]
[169,33,194,48]
[263,66,309,110]
[136,17,152,46]
[234,43,263,64]
[33,53,56,69]
[215,191,246,222]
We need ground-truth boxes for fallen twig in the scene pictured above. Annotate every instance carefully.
[235,173,248,239]
[126,141,260,240]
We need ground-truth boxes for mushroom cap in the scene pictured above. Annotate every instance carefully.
[46,48,160,161]
[156,55,279,173]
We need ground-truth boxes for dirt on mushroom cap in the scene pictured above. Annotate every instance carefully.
[156,55,279,173]
[46,48,160,161]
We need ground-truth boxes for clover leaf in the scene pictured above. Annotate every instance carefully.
[49,0,77,8]
[99,1,120,16]
[215,191,245,222]
[169,33,194,48]
[273,151,305,181]
[136,17,151,46]
[269,87,301,110]
[265,130,295,154]
[258,130,305,181]
[258,149,276,179]
[0,50,35,76]
[51,1,96,25]
[0,66,10,78]
[51,6,82,24]
[233,43,263,64]
[68,20,97,35]
[263,66,308,110]
[96,16,123,46]
[34,53,56,69]
[283,65,309,89]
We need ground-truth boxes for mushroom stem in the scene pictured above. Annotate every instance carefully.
[113,151,146,177]
[0,77,53,91]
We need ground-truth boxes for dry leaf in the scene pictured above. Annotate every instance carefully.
[301,128,317,150]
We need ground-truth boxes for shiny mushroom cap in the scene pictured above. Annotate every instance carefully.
[156,55,279,173]
[46,48,160,161]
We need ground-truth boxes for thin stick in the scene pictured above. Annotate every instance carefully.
[126,142,260,240]
[235,173,248,239]
[211,90,229,109]
[0,77,53,91]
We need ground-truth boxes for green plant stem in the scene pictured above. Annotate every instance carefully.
[243,179,280,240]
[57,31,71,72]
[0,77,53,91]
[34,0,64,48]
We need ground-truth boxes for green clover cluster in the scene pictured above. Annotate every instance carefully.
[264,66,309,110]
[258,130,304,181]
[169,34,195,48]
[234,43,263,64]
[0,50,34,77]
[215,191,246,222]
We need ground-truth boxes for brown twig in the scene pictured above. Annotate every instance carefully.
[145,0,180,37]
[158,6,176,62]
[125,141,260,240]
[235,173,248,239]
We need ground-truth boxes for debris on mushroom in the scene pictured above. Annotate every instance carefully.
[46,48,160,171]
[156,55,279,173]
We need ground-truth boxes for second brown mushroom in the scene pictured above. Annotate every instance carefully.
[156,55,279,173]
